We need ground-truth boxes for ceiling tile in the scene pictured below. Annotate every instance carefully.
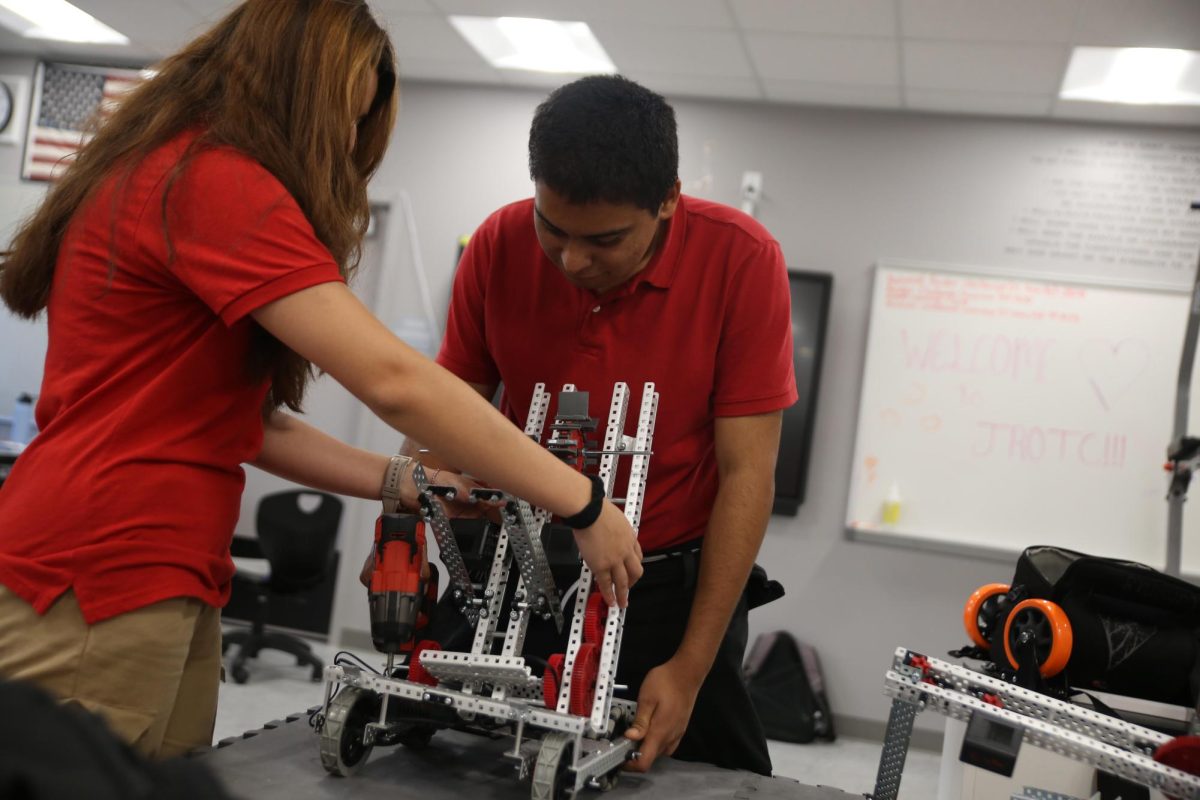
[746,33,899,85]
[1072,0,1200,49]
[906,88,1055,116]
[762,79,901,108]
[175,0,238,22]
[904,41,1071,93]
[71,0,207,52]
[901,0,1081,44]
[429,0,734,29]
[399,57,501,85]
[730,0,896,36]
[626,72,763,102]
[367,0,440,14]
[388,14,482,61]
[589,24,753,77]
[1053,97,1200,126]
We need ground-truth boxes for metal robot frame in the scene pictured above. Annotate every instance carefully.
[873,647,1200,800]
[316,381,659,800]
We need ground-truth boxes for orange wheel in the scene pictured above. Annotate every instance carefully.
[542,653,565,709]
[569,643,599,716]
[1003,599,1072,678]
[962,583,1011,648]
[584,591,608,644]
[407,640,440,686]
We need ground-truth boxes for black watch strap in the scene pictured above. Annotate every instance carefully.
[562,474,606,530]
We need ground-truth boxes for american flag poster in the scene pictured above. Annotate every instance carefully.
[22,62,143,182]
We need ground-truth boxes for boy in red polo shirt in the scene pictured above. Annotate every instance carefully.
[414,76,796,775]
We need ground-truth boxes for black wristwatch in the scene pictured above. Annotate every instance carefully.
[561,475,606,530]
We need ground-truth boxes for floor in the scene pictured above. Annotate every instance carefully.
[215,634,942,799]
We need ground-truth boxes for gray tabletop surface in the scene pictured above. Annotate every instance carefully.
[195,711,862,800]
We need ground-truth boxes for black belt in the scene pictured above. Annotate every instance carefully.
[640,539,702,565]
[637,539,703,590]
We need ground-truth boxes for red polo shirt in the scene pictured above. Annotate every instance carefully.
[0,132,343,623]
[438,195,797,551]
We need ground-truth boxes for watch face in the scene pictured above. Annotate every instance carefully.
[0,82,12,134]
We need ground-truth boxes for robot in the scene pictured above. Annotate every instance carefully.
[314,382,658,800]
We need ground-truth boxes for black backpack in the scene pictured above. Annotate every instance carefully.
[743,631,836,743]
[965,545,1200,706]
[0,680,236,800]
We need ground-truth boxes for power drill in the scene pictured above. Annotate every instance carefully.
[368,512,437,655]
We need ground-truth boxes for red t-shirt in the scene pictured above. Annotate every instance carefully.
[0,132,343,623]
[438,196,797,551]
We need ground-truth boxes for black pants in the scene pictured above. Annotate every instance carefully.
[429,549,774,776]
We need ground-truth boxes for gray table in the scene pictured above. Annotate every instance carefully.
[197,711,860,800]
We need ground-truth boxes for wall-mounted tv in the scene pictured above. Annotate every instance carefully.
[774,270,833,515]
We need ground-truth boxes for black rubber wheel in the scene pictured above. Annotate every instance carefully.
[231,664,249,684]
[396,725,436,749]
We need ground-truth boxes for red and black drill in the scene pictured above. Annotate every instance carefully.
[368,512,436,654]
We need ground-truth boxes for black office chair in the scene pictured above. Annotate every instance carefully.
[222,490,343,683]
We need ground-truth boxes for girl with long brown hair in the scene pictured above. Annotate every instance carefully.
[0,0,641,759]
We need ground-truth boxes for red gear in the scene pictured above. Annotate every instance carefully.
[569,643,600,716]
[583,590,608,644]
[542,653,565,709]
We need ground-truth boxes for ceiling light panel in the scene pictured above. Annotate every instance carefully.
[449,16,616,74]
[1060,47,1200,105]
[0,0,129,44]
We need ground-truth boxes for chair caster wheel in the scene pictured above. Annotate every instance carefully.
[232,664,249,684]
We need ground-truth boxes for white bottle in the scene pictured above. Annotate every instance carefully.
[10,393,34,445]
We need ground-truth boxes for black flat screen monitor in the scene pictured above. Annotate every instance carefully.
[773,271,833,515]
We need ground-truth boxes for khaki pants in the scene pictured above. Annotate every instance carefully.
[0,585,221,759]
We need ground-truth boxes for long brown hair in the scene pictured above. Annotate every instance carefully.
[0,0,398,412]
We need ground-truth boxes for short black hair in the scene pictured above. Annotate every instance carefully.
[529,75,678,214]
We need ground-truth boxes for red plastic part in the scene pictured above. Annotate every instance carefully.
[543,653,565,709]
[583,591,608,644]
[569,643,600,716]
[407,640,440,686]
[1156,735,1200,800]
[1155,734,1200,774]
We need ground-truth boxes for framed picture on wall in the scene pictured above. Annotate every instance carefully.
[773,270,833,516]
[22,62,144,182]
[0,74,30,147]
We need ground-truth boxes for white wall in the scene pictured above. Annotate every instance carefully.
[2,66,1198,735]
[0,56,48,418]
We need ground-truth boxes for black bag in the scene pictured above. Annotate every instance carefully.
[980,545,1200,707]
[743,631,835,743]
[0,680,236,800]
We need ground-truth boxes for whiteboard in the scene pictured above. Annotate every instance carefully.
[846,261,1200,572]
